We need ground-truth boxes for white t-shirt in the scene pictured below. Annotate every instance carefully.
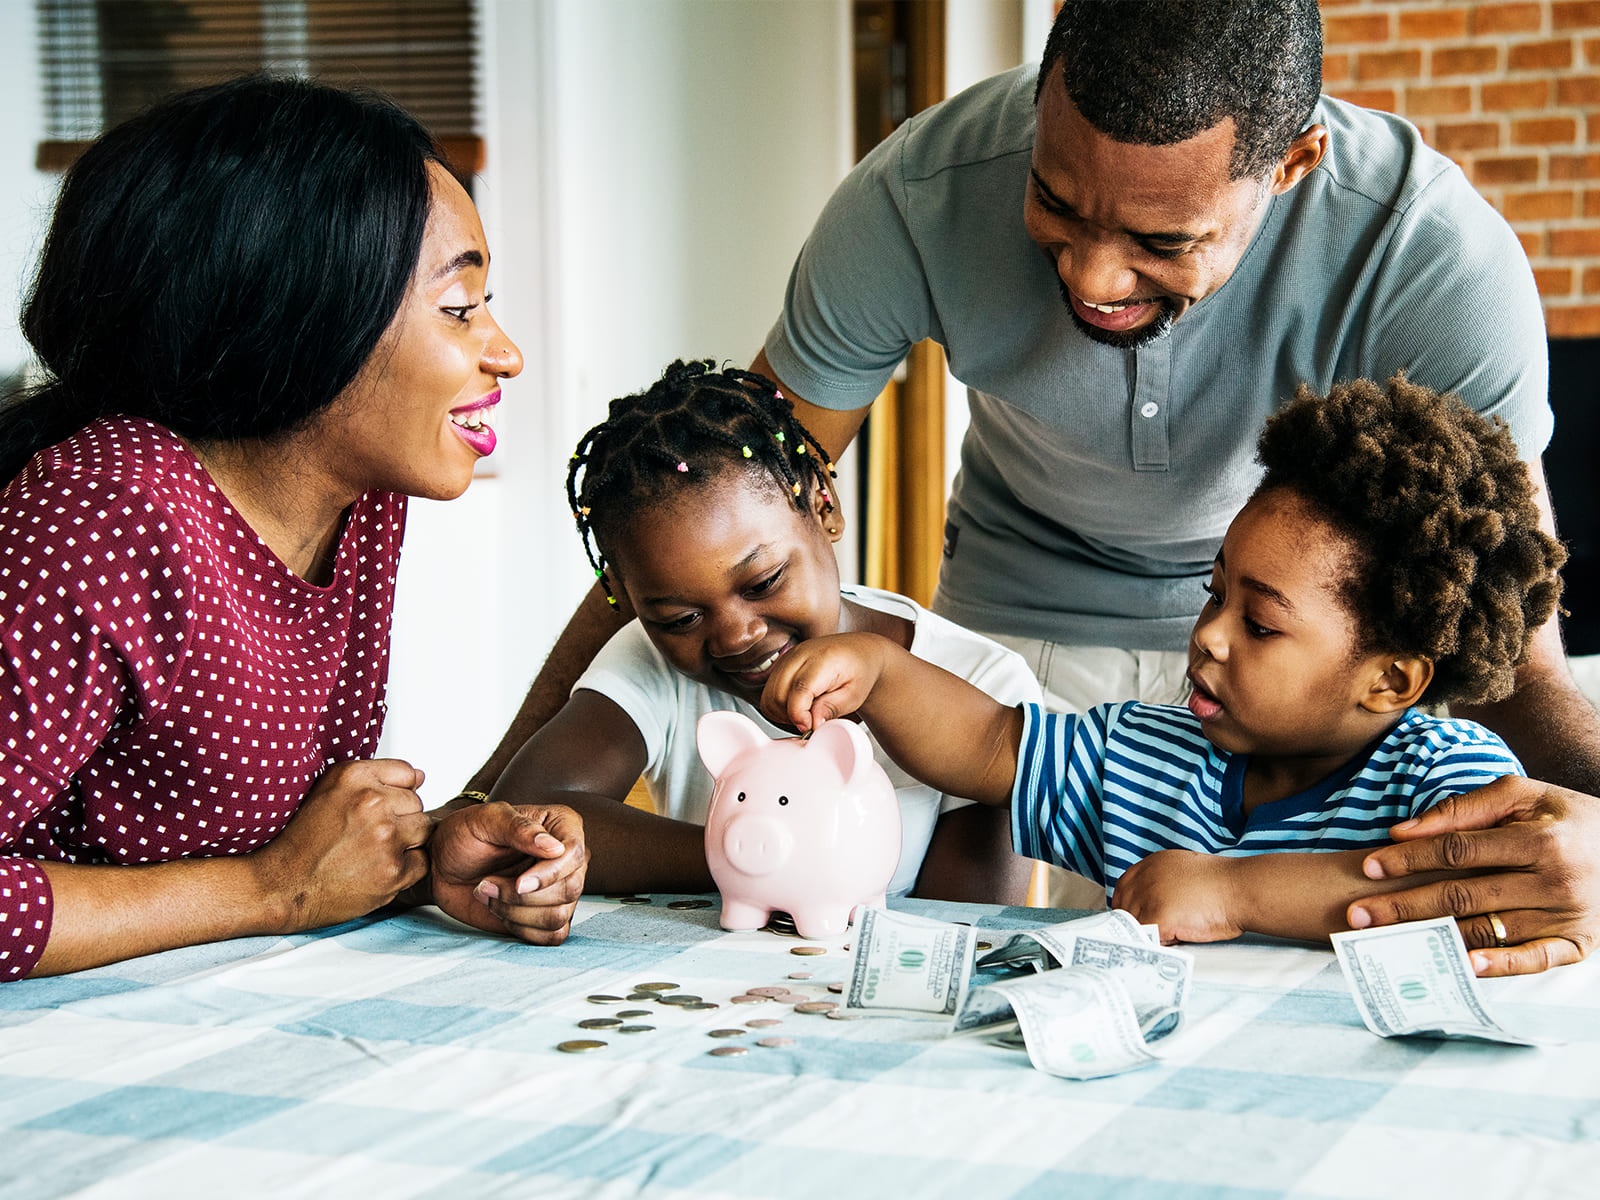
[573,585,1043,896]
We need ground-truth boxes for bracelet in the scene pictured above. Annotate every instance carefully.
[453,790,490,806]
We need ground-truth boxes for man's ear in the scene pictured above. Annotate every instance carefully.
[1270,124,1329,196]
[1361,655,1434,714]
[808,477,845,544]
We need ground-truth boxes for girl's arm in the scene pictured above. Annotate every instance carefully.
[1111,846,1461,946]
[762,632,1024,807]
[435,689,716,934]
[20,758,432,977]
[914,804,1034,905]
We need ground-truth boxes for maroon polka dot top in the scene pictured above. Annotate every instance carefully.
[0,417,406,979]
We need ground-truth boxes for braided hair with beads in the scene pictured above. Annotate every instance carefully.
[566,359,839,609]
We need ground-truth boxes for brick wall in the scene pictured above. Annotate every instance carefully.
[1320,1,1600,337]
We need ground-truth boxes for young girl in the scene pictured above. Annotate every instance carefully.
[761,375,1566,950]
[467,359,1042,924]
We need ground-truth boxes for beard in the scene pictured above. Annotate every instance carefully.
[1060,279,1178,350]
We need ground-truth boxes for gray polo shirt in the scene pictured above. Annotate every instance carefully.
[764,65,1552,651]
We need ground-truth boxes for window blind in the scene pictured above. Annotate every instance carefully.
[36,0,481,176]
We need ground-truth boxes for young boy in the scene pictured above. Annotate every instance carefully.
[761,375,1566,947]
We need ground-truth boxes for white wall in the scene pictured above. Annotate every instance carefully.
[0,4,58,381]
[379,0,855,797]
[0,1,852,802]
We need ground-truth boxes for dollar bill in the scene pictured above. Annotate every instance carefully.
[971,910,1191,1038]
[981,967,1163,1079]
[1331,917,1548,1045]
[845,907,977,1019]
[976,908,1152,973]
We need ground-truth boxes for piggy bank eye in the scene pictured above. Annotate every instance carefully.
[778,795,789,806]
[737,791,746,803]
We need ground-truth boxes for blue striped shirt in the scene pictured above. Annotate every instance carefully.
[1011,703,1524,895]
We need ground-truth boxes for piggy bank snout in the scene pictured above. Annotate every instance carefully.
[719,814,795,877]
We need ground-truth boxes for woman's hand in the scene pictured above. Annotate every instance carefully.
[1112,849,1244,944]
[428,802,588,944]
[248,758,432,932]
[1352,776,1600,976]
[760,633,891,733]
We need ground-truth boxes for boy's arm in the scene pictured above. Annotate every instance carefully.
[1111,847,1462,948]
[761,632,1024,807]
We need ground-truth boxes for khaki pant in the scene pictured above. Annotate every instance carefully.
[982,637,1191,911]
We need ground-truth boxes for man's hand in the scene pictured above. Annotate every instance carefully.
[1112,849,1243,944]
[429,802,588,945]
[249,758,431,933]
[1352,776,1600,976]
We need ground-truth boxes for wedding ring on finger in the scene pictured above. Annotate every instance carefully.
[1486,911,1509,949]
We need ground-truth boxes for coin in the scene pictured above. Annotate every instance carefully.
[976,941,993,952]
[790,946,826,956]
[773,992,806,1004]
[824,1009,864,1021]
[556,1039,608,1052]
[657,994,702,1006]
[667,899,713,910]
[617,1009,654,1019]
[708,1028,747,1039]
[634,982,679,992]
[786,971,813,981]
[626,992,659,1002]
[756,1036,796,1048]
[826,982,844,994]
[745,1018,782,1028]
[586,994,624,1004]
[729,994,768,1005]
[708,1045,749,1057]
[746,986,788,998]
[616,1024,656,1034]
[577,1017,623,1029]
[617,896,653,905]
[794,1001,837,1014]
[682,1002,719,1011]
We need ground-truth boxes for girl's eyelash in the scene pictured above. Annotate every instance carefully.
[748,569,784,597]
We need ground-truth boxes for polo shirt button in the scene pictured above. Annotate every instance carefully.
[1139,402,1159,419]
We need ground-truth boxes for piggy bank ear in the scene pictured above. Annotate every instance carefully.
[806,718,876,784]
[697,711,771,776]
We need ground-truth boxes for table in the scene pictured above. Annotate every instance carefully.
[4,895,1598,1199]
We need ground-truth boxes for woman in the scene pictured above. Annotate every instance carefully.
[0,76,584,979]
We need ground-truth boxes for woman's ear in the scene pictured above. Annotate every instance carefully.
[1361,655,1433,714]
[808,476,846,544]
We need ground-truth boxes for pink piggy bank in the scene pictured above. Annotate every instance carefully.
[697,711,901,939]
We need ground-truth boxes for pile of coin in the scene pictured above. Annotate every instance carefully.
[560,963,863,1055]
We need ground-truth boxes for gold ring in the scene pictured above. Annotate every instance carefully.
[1486,912,1508,948]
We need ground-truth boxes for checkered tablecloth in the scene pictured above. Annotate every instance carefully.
[3,895,1598,1199]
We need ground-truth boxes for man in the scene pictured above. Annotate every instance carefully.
[458,0,1600,973]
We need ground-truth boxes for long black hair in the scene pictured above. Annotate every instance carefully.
[0,74,444,483]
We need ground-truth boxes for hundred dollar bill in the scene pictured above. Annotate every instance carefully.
[956,933,1191,1038]
[976,908,1151,973]
[845,907,977,1019]
[1331,917,1547,1045]
[982,966,1163,1079]
[970,910,1192,1038]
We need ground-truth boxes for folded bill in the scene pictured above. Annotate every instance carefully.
[844,906,977,1019]
[983,966,1163,1079]
[846,906,1193,1077]
[1331,917,1550,1046]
